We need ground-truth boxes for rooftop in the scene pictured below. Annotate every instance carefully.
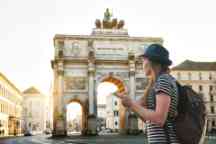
[23,86,42,94]
[172,60,216,71]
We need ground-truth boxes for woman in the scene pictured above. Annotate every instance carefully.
[116,44,180,144]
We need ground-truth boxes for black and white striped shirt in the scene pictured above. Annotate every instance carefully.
[146,73,180,144]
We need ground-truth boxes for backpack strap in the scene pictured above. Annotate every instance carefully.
[166,80,180,120]
[164,122,171,144]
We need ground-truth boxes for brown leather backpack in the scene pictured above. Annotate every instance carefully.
[174,82,206,144]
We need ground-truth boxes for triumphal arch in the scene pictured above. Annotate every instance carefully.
[51,9,163,136]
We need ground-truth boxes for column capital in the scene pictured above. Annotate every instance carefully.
[88,70,95,76]
[57,69,64,76]
[88,61,95,76]
[129,71,135,76]
[128,52,135,61]
[129,62,136,76]
[88,49,95,63]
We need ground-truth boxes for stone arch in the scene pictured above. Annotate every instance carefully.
[65,99,88,135]
[102,76,127,93]
[97,74,128,91]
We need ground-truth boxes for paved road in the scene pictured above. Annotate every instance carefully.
[0,134,147,144]
[0,134,215,144]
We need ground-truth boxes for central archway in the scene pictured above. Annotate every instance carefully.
[65,100,87,135]
[97,75,128,134]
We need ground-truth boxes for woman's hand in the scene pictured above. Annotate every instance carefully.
[115,91,133,108]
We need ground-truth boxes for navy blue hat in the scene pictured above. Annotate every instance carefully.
[141,44,172,66]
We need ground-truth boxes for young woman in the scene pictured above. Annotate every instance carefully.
[116,44,180,144]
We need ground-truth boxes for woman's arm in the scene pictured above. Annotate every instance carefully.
[135,96,147,108]
[130,92,171,127]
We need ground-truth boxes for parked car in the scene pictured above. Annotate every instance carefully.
[44,129,52,135]
[24,131,32,136]
[98,128,113,135]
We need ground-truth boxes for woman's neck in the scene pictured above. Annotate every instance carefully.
[151,68,163,82]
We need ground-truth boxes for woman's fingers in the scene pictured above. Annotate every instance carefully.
[114,91,125,99]
[121,96,133,108]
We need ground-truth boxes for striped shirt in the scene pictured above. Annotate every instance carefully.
[146,73,181,144]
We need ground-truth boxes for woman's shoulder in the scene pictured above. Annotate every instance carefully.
[157,73,172,81]
[157,73,176,86]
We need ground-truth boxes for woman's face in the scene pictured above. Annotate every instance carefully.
[142,57,152,76]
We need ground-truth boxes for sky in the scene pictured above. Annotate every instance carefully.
[97,82,118,104]
[0,0,216,95]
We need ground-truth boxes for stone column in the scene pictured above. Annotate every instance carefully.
[52,60,67,137]
[87,44,97,135]
[208,118,212,132]
[119,103,127,134]
[129,67,136,100]
[127,52,139,135]
[88,64,95,115]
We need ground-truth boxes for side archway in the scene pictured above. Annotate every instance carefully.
[65,99,88,135]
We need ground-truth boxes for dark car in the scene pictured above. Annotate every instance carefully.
[24,132,32,136]
[24,130,32,136]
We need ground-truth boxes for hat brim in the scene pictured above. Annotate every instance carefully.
[138,54,147,58]
[139,54,172,66]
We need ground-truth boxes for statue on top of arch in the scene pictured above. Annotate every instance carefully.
[95,8,125,29]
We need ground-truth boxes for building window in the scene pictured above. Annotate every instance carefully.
[209,73,213,80]
[1,104,3,113]
[199,72,202,80]
[211,106,215,114]
[212,121,215,127]
[114,111,119,116]
[210,85,213,92]
[188,72,192,80]
[199,85,203,92]
[0,104,2,112]
[177,72,181,80]
[210,94,214,102]
[2,88,5,96]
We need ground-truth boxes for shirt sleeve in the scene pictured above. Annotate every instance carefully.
[155,75,172,97]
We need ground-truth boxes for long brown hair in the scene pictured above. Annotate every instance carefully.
[141,61,170,103]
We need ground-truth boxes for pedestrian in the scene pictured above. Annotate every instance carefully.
[116,44,180,144]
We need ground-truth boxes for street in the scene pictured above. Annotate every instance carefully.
[1,134,216,144]
[0,134,147,144]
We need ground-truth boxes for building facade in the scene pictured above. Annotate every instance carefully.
[22,87,49,135]
[0,72,22,136]
[97,104,106,119]
[105,94,120,130]
[97,104,106,131]
[171,60,216,132]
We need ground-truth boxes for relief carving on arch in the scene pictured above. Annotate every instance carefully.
[64,77,87,91]
[96,71,129,81]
